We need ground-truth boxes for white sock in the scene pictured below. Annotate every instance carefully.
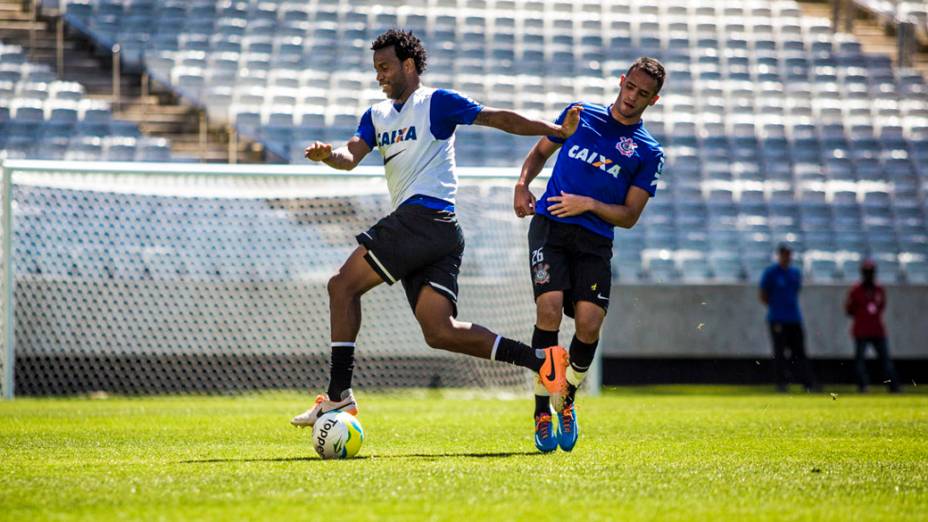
[533,375,550,396]
[567,366,586,387]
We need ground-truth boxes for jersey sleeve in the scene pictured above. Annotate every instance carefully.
[632,146,664,197]
[546,104,575,144]
[759,267,771,290]
[354,108,375,149]
[429,89,483,140]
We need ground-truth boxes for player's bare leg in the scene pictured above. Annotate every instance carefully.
[291,246,383,427]
[414,286,495,358]
[573,301,605,343]
[413,286,568,394]
[535,291,564,331]
[328,246,385,342]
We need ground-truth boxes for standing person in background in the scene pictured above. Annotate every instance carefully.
[845,260,900,393]
[759,244,819,393]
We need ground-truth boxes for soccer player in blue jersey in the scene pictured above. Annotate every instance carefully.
[513,57,666,452]
[291,30,582,428]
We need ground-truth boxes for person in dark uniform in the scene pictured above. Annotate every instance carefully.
[759,244,819,392]
[845,260,900,393]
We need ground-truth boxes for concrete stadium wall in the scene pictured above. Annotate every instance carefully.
[601,284,928,359]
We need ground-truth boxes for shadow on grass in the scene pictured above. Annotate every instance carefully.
[180,451,542,464]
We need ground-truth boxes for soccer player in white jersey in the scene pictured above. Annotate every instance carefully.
[291,29,582,428]
[513,58,666,452]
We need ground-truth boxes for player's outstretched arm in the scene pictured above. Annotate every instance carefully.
[546,186,650,228]
[474,105,581,139]
[304,136,371,171]
[514,137,561,218]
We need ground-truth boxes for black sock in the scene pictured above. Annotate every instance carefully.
[569,335,598,373]
[493,336,545,372]
[566,383,578,405]
[327,343,355,399]
[532,326,559,350]
[532,326,559,415]
[567,336,598,402]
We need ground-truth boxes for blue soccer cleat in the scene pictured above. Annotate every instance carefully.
[556,403,579,452]
[534,412,558,453]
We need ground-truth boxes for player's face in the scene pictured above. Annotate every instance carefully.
[373,46,412,100]
[778,249,792,266]
[616,69,660,120]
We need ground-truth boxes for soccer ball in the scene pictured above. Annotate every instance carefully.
[312,410,364,459]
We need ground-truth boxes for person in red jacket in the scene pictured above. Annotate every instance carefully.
[845,260,900,393]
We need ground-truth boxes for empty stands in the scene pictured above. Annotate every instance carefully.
[18,0,928,283]
[0,40,173,161]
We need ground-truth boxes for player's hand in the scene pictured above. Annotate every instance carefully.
[555,104,583,139]
[513,184,536,218]
[546,191,593,217]
[304,141,333,162]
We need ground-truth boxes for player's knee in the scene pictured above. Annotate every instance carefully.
[574,315,603,342]
[327,272,355,300]
[423,327,454,350]
[326,274,342,298]
[535,295,563,328]
[420,319,455,350]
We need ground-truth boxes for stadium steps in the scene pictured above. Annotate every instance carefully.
[0,0,266,164]
[799,0,928,77]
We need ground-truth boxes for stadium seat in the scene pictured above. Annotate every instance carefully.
[4,0,920,287]
[903,260,928,284]
[137,136,171,161]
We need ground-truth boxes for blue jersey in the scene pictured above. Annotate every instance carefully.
[760,264,803,324]
[535,102,664,240]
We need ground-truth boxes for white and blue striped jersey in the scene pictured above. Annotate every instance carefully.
[355,86,483,209]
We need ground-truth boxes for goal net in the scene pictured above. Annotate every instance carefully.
[0,160,576,396]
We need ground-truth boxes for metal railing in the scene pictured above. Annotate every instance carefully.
[832,0,922,67]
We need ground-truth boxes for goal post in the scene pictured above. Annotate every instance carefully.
[0,160,604,398]
[1,160,14,400]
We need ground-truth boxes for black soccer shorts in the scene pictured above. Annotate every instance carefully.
[356,203,464,317]
[527,214,612,318]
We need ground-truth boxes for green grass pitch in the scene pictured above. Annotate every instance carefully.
[1,386,926,521]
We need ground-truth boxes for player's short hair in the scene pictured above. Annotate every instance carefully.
[371,29,428,74]
[627,57,666,94]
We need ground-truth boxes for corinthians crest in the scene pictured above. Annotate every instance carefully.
[616,136,637,157]
[533,263,550,285]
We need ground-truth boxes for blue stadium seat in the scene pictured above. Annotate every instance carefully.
[5,1,922,286]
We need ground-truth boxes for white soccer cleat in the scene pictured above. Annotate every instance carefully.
[290,389,359,428]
